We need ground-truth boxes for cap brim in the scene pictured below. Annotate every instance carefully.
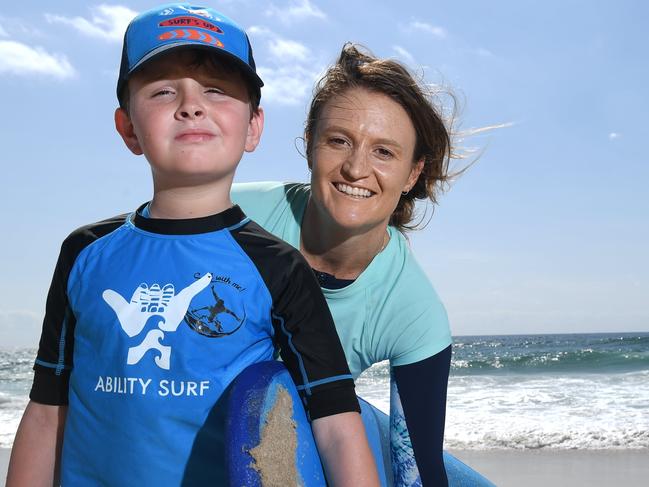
[117,42,263,105]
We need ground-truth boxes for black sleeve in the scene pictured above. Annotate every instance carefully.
[30,240,78,405]
[230,221,359,420]
[30,215,127,405]
[392,345,452,486]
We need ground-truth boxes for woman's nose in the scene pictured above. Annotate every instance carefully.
[341,149,370,179]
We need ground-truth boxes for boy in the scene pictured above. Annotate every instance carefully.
[7,4,378,486]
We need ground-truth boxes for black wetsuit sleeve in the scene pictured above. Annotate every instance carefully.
[392,345,452,486]
[230,221,359,420]
[30,215,127,405]
[29,242,76,405]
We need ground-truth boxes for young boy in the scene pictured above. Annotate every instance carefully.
[7,4,378,486]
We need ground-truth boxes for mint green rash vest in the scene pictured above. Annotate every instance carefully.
[231,182,452,379]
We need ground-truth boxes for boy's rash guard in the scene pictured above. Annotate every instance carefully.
[30,204,357,485]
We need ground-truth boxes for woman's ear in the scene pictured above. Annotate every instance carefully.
[114,108,143,155]
[304,133,313,170]
[405,158,425,192]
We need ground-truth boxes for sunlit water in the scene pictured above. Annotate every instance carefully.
[2,333,648,449]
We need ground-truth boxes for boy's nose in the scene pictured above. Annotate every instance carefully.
[175,92,206,120]
[177,106,204,119]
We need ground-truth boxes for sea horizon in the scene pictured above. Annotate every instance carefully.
[2,331,648,450]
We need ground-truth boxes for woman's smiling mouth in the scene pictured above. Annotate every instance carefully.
[334,183,374,198]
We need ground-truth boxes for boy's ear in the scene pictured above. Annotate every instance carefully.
[114,108,143,155]
[244,107,264,153]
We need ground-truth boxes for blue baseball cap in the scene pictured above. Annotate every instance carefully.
[116,3,263,105]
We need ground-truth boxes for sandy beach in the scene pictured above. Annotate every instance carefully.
[1,447,648,486]
[1,449,8,487]
[450,449,649,487]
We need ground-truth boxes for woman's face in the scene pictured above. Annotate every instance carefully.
[308,88,423,235]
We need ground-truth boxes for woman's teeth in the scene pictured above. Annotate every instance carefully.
[335,183,372,198]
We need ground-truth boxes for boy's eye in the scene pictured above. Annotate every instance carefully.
[206,87,225,95]
[152,88,174,97]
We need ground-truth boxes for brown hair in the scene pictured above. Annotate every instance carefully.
[305,43,456,232]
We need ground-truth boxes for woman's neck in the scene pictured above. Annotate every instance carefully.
[300,199,389,280]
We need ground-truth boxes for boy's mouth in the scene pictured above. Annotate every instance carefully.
[175,129,215,142]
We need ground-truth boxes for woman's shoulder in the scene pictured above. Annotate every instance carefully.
[231,181,310,230]
[231,181,310,201]
[362,230,451,365]
[376,229,440,296]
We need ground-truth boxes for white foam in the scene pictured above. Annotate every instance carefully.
[356,364,649,450]
[0,392,27,448]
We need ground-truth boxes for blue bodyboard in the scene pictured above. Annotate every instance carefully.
[224,361,495,486]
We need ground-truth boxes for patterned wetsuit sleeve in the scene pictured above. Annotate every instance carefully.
[230,221,359,420]
[393,345,452,486]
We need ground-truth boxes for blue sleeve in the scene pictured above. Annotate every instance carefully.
[392,345,452,486]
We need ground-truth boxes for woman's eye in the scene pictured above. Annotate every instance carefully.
[329,137,347,146]
[206,87,225,95]
[376,147,394,158]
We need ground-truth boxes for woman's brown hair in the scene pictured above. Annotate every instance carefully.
[305,43,456,232]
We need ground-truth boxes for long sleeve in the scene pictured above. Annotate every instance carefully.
[392,345,452,486]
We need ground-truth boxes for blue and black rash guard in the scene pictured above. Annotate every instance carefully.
[30,204,358,485]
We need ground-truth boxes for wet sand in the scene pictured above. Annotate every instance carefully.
[1,449,8,487]
[450,449,649,487]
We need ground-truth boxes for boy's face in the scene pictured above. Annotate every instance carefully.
[115,50,263,187]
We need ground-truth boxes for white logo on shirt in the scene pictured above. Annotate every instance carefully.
[102,274,212,369]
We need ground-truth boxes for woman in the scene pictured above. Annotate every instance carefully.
[233,44,454,485]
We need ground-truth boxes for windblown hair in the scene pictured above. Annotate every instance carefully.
[305,43,458,232]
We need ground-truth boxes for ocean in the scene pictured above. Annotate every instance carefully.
[1,332,648,450]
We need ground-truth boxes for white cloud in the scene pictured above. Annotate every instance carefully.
[268,38,310,62]
[248,25,272,36]
[249,27,310,62]
[0,40,76,79]
[257,65,318,105]
[392,45,416,65]
[408,20,447,39]
[608,132,620,140]
[45,4,137,42]
[249,24,320,104]
[266,0,327,24]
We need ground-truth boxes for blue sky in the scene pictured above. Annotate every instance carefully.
[1,0,647,347]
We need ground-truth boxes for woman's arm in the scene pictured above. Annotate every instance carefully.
[392,345,452,486]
